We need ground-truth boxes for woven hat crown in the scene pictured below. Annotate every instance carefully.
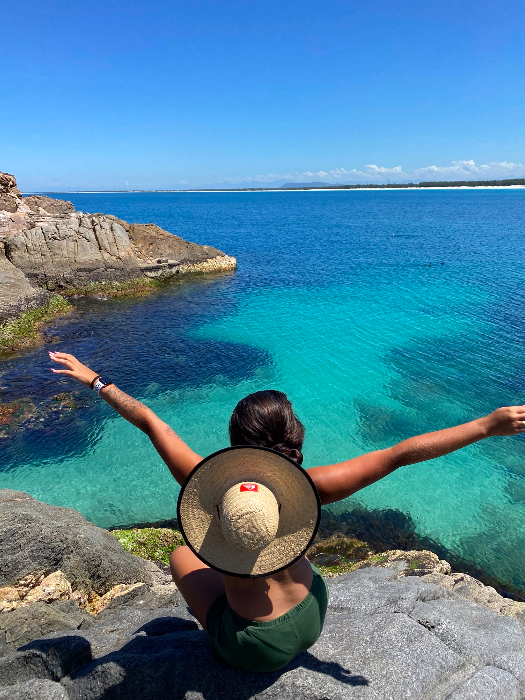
[219,482,279,552]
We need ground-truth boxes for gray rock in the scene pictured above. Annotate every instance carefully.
[301,612,470,700]
[0,635,91,686]
[0,601,92,658]
[0,243,50,324]
[0,490,152,596]
[327,565,452,615]
[1,492,524,699]
[62,611,469,700]
[55,606,198,658]
[411,598,525,667]
[4,213,143,289]
[490,652,525,695]
[445,666,521,699]
[94,583,181,619]
[0,678,69,699]
[57,570,525,699]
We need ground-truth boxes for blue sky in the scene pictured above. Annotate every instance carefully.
[2,0,524,190]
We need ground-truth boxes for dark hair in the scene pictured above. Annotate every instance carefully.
[229,390,305,464]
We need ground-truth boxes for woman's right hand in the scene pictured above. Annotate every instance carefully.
[49,351,99,390]
[482,406,525,437]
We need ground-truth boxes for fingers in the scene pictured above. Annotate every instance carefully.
[49,351,76,368]
[48,351,77,360]
[50,369,74,375]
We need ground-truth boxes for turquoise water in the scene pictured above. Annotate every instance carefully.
[2,190,525,588]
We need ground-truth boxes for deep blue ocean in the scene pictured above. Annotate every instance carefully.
[2,189,525,589]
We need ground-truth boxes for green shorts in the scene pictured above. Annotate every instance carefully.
[205,563,329,673]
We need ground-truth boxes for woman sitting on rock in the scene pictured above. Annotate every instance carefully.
[49,350,525,673]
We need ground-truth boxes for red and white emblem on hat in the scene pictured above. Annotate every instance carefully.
[240,483,258,492]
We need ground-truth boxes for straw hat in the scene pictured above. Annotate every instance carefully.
[177,446,321,577]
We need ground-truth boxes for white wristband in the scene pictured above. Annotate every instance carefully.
[93,379,105,394]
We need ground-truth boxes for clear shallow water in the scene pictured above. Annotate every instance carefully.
[2,190,525,588]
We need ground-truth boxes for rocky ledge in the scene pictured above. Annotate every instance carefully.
[0,172,236,332]
[1,490,524,699]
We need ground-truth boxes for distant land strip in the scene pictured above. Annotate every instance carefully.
[277,177,525,191]
[29,177,525,194]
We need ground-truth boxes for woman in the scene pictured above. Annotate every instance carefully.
[49,350,525,672]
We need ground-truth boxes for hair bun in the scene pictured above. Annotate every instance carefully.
[271,444,303,465]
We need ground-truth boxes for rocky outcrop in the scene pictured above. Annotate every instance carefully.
[0,243,51,324]
[0,172,236,326]
[1,491,525,699]
[0,490,153,600]
[0,173,21,213]
[1,567,524,699]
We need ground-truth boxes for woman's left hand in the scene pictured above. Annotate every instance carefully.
[49,351,99,389]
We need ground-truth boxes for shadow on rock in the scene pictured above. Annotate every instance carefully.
[62,619,369,700]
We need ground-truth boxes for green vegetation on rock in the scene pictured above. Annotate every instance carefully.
[111,527,185,565]
[307,533,378,577]
[0,294,71,354]
[61,277,171,299]
[109,523,382,577]
[110,524,376,575]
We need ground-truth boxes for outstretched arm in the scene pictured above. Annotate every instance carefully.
[309,407,525,506]
[49,351,201,484]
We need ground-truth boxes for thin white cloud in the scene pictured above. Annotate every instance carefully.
[206,160,525,186]
[414,160,525,180]
[364,165,406,176]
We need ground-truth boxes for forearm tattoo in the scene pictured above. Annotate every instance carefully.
[164,424,183,442]
[102,385,148,423]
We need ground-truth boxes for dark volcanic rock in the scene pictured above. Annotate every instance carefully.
[0,635,91,685]
[0,678,69,699]
[0,601,91,657]
[0,490,152,596]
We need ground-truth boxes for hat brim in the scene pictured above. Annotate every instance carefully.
[177,446,321,578]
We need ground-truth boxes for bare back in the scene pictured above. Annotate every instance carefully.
[222,555,313,621]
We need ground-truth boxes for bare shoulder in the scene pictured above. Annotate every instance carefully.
[308,449,392,505]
